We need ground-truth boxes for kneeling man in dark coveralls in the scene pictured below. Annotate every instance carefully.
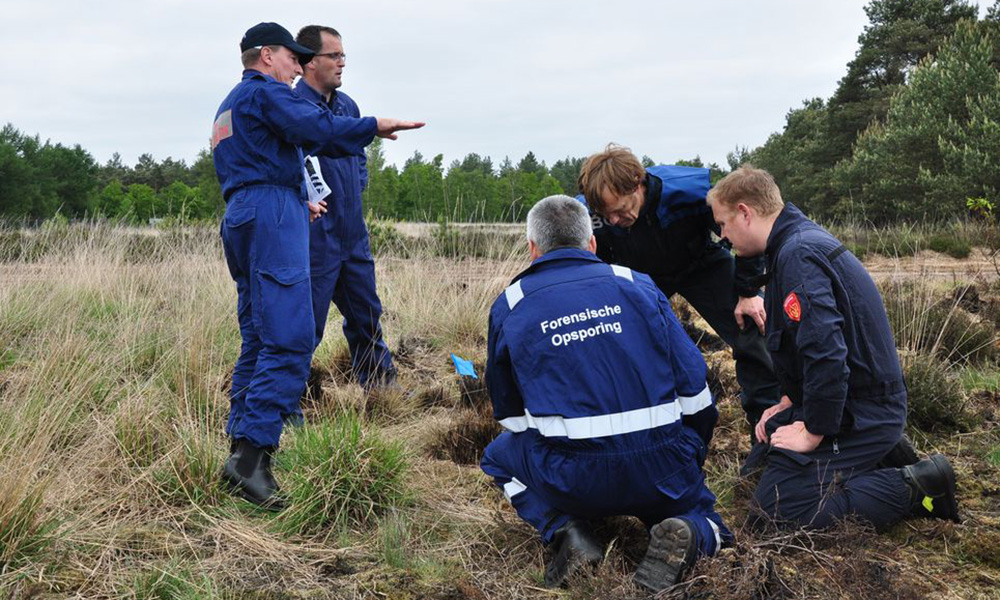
[707,166,960,530]
[481,195,731,592]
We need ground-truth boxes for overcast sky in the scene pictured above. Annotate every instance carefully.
[2,1,991,171]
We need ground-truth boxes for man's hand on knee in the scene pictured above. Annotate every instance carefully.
[770,420,823,453]
[755,394,792,443]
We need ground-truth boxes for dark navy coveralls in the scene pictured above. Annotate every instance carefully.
[578,166,780,427]
[480,248,731,556]
[753,203,911,529]
[295,80,395,388]
[212,70,376,447]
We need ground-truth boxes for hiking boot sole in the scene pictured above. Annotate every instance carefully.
[634,518,696,593]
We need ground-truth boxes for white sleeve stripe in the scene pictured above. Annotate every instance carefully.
[504,280,524,310]
[503,477,527,500]
[611,264,633,281]
[499,415,529,432]
[676,386,713,416]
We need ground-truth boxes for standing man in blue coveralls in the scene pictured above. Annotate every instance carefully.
[576,145,781,437]
[707,166,960,530]
[480,195,731,593]
[212,22,423,509]
[294,25,398,390]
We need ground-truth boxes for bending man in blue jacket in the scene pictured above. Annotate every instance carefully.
[480,195,731,592]
[213,22,422,509]
[576,145,780,437]
[295,25,398,389]
[707,166,959,530]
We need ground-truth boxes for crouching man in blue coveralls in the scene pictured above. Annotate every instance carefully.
[708,166,960,530]
[480,195,732,592]
[212,22,422,509]
[294,25,398,389]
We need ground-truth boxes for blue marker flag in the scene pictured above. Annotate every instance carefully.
[450,353,478,379]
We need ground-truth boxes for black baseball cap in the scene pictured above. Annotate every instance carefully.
[240,22,315,65]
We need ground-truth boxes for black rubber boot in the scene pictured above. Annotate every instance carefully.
[633,517,698,593]
[543,519,604,588]
[902,454,960,523]
[221,439,285,511]
[876,434,920,469]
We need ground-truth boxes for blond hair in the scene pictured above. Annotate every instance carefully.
[708,166,783,216]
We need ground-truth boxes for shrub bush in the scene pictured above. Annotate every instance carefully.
[902,353,972,432]
[928,233,971,258]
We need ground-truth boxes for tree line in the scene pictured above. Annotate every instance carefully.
[748,0,1000,223]
[2,0,999,225]
[0,122,713,223]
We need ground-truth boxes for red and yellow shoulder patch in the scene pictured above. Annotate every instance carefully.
[783,292,801,322]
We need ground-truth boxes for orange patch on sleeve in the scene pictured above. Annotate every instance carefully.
[783,292,801,322]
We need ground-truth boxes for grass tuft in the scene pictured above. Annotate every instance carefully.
[274,411,411,539]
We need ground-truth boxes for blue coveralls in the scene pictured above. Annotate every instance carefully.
[480,248,731,556]
[578,166,780,428]
[212,70,377,447]
[294,81,395,388]
[753,203,911,529]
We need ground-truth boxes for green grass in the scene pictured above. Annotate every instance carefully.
[988,447,1000,467]
[959,367,1000,392]
[125,560,215,600]
[273,410,411,539]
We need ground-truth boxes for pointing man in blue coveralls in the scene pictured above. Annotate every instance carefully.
[576,145,781,439]
[481,195,731,592]
[212,22,422,509]
[707,166,960,530]
[294,25,398,389]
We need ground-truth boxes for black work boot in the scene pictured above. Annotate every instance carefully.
[634,517,698,593]
[876,434,920,469]
[543,519,604,588]
[902,454,960,523]
[221,439,285,511]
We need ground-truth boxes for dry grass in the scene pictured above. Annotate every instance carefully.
[0,222,998,599]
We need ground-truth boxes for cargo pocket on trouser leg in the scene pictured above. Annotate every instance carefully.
[255,267,315,354]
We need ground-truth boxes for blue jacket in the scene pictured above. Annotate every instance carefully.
[764,203,905,437]
[212,70,377,201]
[294,81,371,271]
[579,165,764,295]
[487,248,715,452]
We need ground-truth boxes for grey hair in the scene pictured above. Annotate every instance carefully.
[241,45,282,68]
[526,195,593,255]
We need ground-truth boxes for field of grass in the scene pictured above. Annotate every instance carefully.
[1,220,999,599]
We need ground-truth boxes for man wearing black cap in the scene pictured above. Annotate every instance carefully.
[213,21,423,510]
